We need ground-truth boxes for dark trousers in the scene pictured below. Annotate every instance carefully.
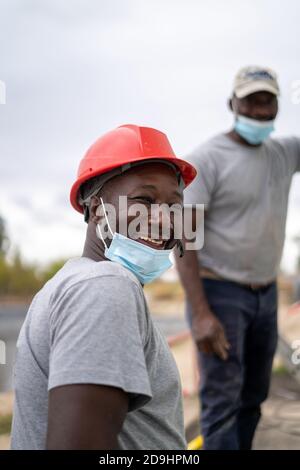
[185,278,278,450]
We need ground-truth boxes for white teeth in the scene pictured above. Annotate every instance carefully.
[140,236,163,245]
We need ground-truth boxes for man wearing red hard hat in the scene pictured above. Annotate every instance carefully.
[11,124,197,450]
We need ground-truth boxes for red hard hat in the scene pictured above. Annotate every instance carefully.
[70,124,197,213]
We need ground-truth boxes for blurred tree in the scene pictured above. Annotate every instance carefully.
[7,249,43,296]
[0,254,10,295]
[0,214,70,299]
[0,215,9,256]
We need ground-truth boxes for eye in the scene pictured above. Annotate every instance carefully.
[169,202,183,208]
[130,196,154,205]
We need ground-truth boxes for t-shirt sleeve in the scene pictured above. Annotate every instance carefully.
[48,275,152,412]
[280,136,300,173]
[294,137,300,172]
[183,146,217,210]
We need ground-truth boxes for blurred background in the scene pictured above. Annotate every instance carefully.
[0,0,300,449]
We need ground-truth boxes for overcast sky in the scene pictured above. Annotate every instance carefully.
[0,0,299,272]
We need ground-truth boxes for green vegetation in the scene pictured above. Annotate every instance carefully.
[0,252,67,298]
[0,414,12,435]
[0,215,67,299]
[272,363,289,375]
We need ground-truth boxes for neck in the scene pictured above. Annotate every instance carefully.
[82,222,107,262]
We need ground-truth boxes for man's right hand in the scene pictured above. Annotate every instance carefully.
[192,310,230,360]
[173,224,230,361]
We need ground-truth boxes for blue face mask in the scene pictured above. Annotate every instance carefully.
[96,198,173,285]
[234,114,275,145]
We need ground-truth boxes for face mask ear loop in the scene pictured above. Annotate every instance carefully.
[96,223,108,250]
[96,197,114,250]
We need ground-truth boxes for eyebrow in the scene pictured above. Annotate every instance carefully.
[135,184,183,199]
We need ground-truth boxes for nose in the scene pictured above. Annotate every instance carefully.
[252,104,274,121]
[148,205,173,239]
[253,111,272,121]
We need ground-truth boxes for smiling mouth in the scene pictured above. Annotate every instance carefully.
[137,236,168,250]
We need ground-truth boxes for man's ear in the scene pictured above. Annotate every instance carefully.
[89,196,102,224]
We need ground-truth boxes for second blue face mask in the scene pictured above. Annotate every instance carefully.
[234,114,275,145]
[96,197,173,285]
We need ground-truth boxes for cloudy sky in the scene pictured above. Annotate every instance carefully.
[0,0,299,272]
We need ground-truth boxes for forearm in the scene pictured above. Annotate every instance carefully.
[175,248,230,359]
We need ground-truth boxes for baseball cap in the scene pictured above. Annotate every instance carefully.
[233,65,280,98]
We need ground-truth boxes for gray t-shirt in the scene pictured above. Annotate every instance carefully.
[11,257,186,450]
[184,133,300,284]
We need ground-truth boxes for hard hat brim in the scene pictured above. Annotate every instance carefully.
[70,155,197,214]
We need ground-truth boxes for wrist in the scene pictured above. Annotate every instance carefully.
[191,305,213,321]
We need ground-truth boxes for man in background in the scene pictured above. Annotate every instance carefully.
[176,66,300,449]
